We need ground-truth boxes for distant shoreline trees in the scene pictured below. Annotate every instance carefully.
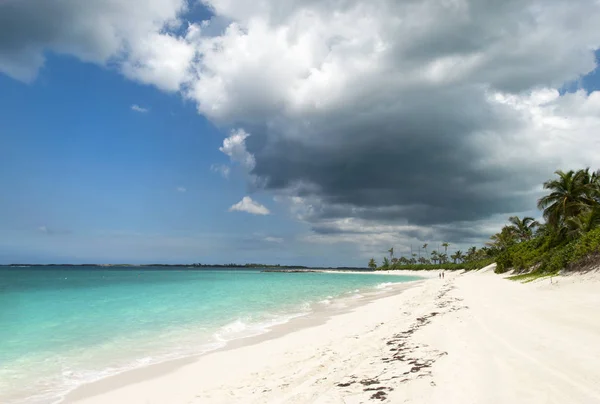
[370,168,600,273]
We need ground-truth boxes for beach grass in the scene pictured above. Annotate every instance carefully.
[506,271,558,283]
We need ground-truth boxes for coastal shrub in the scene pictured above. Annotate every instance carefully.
[494,228,600,274]
[463,257,495,271]
[537,242,575,273]
[495,239,538,273]
[561,227,600,270]
[495,235,562,274]
[570,227,600,263]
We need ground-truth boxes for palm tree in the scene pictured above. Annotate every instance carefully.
[451,252,458,264]
[422,243,428,259]
[467,246,477,261]
[388,247,394,261]
[439,253,448,264]
[537,169,591,227]
[580,167,600,204]
[430,250,439,265]
[487,226,518,252]
[368,258,377,270]
[451,250,464,264]
[534,222,549,237]
[564,206,600,239]
[507,216,540,242]
[382,257,390,269]
[442,242,449,258]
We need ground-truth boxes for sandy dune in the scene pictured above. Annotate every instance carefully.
[66,269,600,404]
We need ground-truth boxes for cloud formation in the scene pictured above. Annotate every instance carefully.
[210,164,231,178]
[4,0,600,254]
[131,104,149,113]
[229,196,270,215]
[36,225,70,236]
[0,0,192,90]
[176,186,187,192]
[218,129,256,170]
[187,0,600,252]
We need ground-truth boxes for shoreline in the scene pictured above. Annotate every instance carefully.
[64,269,600,404]
[60,276,425,404]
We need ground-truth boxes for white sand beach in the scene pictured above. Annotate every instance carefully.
[65,268,600,404]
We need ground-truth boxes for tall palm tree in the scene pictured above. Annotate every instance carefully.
[422,243,428,259]
[388,247,394,261]
[507,216,540,241]
[537,169,591,227]
[442,242,449,258]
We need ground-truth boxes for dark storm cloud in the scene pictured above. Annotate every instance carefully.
[247,85,531,227]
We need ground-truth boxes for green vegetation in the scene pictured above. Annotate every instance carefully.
[373,240,494,271]
[371,168,600,275]
[494,168,600,275]
[376,257,495,272]
[506,272,557,283]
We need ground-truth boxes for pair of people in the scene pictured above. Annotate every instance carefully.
[438,271,445,279]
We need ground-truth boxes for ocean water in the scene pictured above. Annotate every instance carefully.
[0,267,420,403]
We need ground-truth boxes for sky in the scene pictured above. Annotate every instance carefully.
[2,0,600,266]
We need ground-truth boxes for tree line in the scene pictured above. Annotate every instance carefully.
[369,168,600,274]
[369,242,492,271]
[493,168,600,274]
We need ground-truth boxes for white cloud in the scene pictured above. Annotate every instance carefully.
[0,0,192,89]
[218,129,255,170]
[131,104,149,113]
[210,164,231,178]
[229,196,270,215]
[176,186,187,192]
[482,89,600,170]
[36,225,71,236]
[121,32,195,92]
[185,0,600,123]
[264,236,283,243]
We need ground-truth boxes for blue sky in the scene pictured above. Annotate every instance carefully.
[2,1,600,266]
[0,53,320,265]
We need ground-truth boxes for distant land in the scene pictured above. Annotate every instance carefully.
[0,263,368,270]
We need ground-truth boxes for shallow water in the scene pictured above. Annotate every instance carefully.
[0,267,420,403]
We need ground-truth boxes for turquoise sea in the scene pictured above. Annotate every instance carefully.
[0,267,420,403]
